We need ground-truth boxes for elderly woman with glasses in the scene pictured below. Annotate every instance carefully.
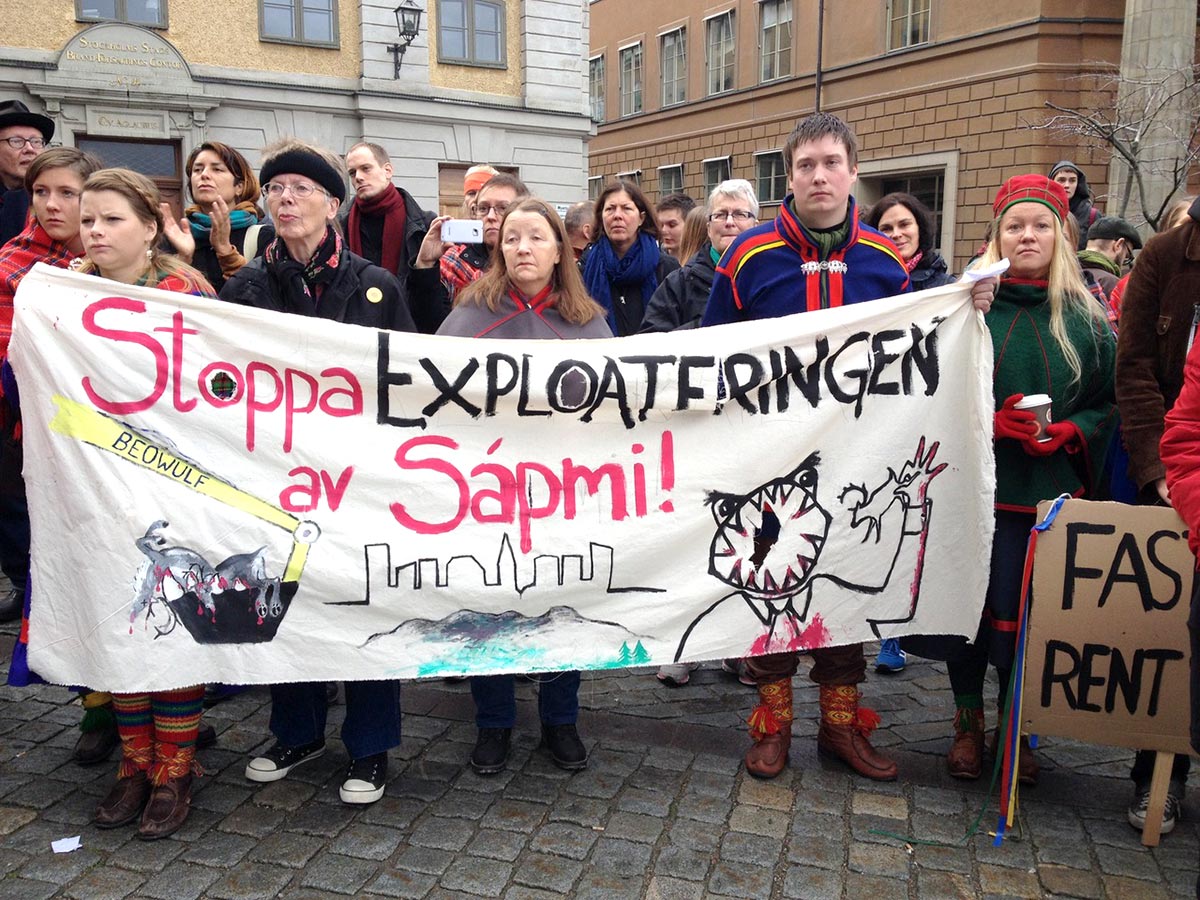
[640,179,759,336]
[220,139,413,807]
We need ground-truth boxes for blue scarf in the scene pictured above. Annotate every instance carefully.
[582,231,661,335]
[187,209,258,245]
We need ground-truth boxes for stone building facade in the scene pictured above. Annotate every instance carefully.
[0,0,591,216]
[588,0,1197,269]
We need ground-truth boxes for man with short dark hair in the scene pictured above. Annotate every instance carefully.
[342,141,441,331]
[0,100,53,247]
[655,193,696,263]
[703,111,994,783]
[1081,215,1142,298]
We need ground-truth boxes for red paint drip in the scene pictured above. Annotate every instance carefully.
[658,431,674,513]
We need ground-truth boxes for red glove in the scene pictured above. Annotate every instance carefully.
[994,394,1038,442]
[1023,421,1079,456]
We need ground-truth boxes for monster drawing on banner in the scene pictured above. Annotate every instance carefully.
[676,437,946,661]
[130,520,299,644]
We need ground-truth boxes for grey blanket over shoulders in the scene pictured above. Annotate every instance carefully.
[437,294,612,341]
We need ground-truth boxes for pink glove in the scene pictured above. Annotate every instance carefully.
[994,394,1038,442]
[1023,421,1079,457]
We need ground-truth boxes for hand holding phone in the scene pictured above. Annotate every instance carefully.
[441,219,483,244]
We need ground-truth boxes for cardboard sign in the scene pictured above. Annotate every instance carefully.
[12,266,996,692]
[1023,499,1194,755]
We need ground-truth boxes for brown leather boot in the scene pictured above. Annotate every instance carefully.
[988,729,1040,785]
[817,684,898,781]
[947,707,985,780]
[744,678,793,779]
[138,743,199,841]
[95,771,151,828]
[138,774,193,840]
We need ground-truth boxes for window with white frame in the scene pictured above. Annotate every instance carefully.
[703,156,731,195]
[760,0,791,82]
[438,0,505,65]
[888,0,930,50]
[661,28,687,107]
[260,0,337,45]
[588,176,603,200]
[77,0,167,27]
[658,165,683,197]
[705,11,735,96]
[617,170,642,187]
[755,151,787,203]
[619,43,643,117]
[589,56,606,122]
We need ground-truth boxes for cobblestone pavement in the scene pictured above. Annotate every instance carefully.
[0,586,1197,898]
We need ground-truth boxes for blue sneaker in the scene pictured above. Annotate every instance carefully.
[875,638,906,673]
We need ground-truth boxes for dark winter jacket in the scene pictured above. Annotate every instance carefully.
[437,290,612,341]
[1050,160,1099,251]
[405,241,487,333]
[341,187,440,332]
[639,243,717,332]
[219,248,416,333]
[909,250,954,291]
[191,222,275,294]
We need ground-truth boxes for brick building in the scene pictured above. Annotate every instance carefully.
[587,0,1197,270]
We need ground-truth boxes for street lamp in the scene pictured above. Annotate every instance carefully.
[388,0,424,78]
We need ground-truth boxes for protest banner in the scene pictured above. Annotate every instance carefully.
[11,265,995,692]
[1022,498,1195,844]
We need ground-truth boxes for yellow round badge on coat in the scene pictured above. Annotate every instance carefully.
[366,287,383,304]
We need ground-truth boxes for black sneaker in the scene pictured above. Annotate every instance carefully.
[339,752,387,804]
[1127,783,1182,834]
[196,722,217,749]
[542,723,588,771]
[470,727,512,775]
[244,738,325,783]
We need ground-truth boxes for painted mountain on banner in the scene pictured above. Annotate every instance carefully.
[363,605,654,677]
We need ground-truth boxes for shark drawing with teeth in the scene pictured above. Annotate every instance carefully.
[674,438,946,662]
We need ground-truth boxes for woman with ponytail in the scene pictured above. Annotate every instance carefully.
[77,167,213,839]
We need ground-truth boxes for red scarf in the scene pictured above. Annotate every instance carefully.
[904,250,923,274]
[347,184,406,274]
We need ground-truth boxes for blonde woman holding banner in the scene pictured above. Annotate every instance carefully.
[914,175,1115,784]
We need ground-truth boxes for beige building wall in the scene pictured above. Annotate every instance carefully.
[428,0,521,97]
[589,0,1129,268]
[7,0,360,77]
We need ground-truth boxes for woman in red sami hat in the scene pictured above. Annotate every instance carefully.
[915,174,1117,784]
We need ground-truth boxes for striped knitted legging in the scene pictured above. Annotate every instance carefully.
[111,686,204,781]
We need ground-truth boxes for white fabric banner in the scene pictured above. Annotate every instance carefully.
[12,265,995,692]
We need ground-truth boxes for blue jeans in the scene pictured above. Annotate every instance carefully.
[269,680,401,759]
[470,671,580,728]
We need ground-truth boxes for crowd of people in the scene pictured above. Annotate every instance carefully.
[0,97,1197,865]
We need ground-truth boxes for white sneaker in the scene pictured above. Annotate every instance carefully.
[656,662,700,686]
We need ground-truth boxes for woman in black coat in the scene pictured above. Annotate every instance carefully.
[581,180,679,336]
[220,139,412,807]
[864,192,954,291]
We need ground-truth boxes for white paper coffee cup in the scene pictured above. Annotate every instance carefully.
[1015,393,1052,441]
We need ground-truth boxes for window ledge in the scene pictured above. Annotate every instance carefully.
[259,34,340,49]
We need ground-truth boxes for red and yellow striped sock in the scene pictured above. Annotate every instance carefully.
[111,692,154,778]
